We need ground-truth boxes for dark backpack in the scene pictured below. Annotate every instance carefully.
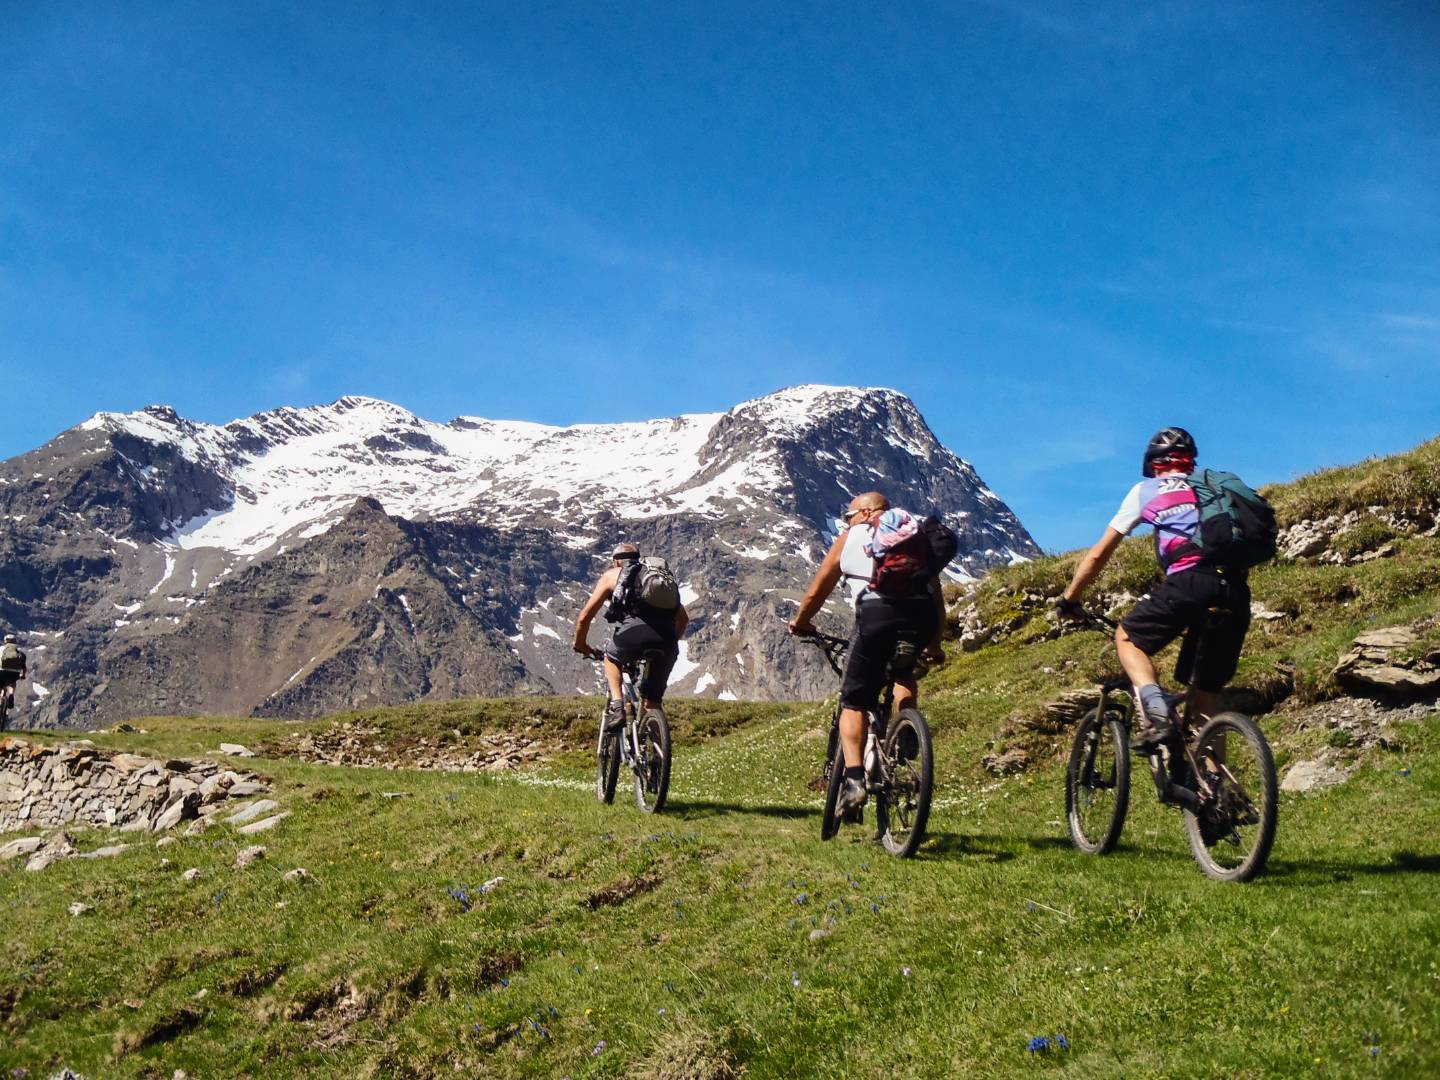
[1188,469,1278,570]
[0,644,22,672]
[866,510,960,598]
[604,557,680,622]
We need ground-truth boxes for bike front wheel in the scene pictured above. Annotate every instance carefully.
[633,709,671,813]
[876,708,933,858]
[1184,712,1277,882]
[1066,706,1131,854]
[595,722,621,805]
[820,722,845,841]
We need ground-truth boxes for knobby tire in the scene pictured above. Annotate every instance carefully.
[1183,712,1277,882]
[634,709,671,814]
[595,720,621,805]
[1066,706,1131,855]
[820,722,845,841]
[876,707,933,858]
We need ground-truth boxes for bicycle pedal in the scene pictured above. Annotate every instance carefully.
[842,807,864,825]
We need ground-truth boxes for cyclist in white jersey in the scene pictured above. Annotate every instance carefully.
[790,492,944,813]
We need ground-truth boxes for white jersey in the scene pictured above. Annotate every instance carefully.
[839,523,876,605]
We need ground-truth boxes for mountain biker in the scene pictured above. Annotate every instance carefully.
[572,544,690,729]
[789,492,945,814]
[0,633,27,720]
[1057,427,1251,748]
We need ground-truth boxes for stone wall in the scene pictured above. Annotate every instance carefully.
[0,737,268,835]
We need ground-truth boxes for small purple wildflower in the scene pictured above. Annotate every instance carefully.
[1027,1036,1050,1053]
[591,1040,607,1056]
[901,966,912,978]
[1056,1033,1069,1050]
[794,893,808,905]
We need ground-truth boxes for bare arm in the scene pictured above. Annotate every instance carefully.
[573,567,620,654]
[1062,528,1126,603]
[674,603,689,638]
[790,530,848,632]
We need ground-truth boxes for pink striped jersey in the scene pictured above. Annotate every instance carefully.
[1108,475,1204,575]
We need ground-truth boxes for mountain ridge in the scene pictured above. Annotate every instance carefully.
[1,385,1039,726]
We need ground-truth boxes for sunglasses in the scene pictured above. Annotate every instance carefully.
[842,507,871,523]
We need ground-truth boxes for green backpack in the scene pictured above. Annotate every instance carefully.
[1188,469,1278,570]
[0,644,22,671]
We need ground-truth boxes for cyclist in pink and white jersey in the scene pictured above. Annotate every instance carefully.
[1056,428,1251,748]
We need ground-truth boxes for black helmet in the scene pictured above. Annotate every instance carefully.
[1142,427,1197,477]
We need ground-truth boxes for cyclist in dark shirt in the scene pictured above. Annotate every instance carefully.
[0,633,27,720]
[573,544,690,729]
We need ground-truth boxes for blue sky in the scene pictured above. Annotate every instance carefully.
[2,1,1437,550]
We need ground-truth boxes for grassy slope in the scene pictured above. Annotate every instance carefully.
[3,442,1440,1079]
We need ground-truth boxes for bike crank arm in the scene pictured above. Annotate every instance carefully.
[1145,749,1201,813]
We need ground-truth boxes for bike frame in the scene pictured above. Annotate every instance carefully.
[796,629,900,795]
[593,654,654,772]
[1076,611,1215,811]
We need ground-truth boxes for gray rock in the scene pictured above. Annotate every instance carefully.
[1281,759,1352,793]
[218,743,256,758]
[181,867,202,881]
[0,836,44,862]
[78,844,130,859]
[234,844,266,868]
[155,835,178,848]
[227,798,279,825]
[282,867,311,883]
[227,780,267,797]
[1335,624,1440,697]
[237,812,290,835]
[151,794,195,832]
[68,902,92,917]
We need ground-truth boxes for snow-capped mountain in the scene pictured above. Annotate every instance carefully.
[0,385,1038,727]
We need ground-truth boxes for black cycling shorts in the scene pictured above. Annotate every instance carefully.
[605,618,679,701]
[1120,568,1251,692]
[840,595,938,711]
[0,671,19,689]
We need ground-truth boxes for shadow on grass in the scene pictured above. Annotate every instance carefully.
[1259,850,1440,883]
[664,799,813,821]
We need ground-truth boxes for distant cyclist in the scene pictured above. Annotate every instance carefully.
[0,634,27,723]
[572,544,689,729]
[789,492,947,814]
[1057,428,1255,747]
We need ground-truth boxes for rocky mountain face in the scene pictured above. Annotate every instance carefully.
[0,385,1038,727]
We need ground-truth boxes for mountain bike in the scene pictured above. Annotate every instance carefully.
[591,652,671,814]
[792,628,934,858]
[1063,608,1277,882]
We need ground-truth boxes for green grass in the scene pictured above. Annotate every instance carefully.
[3,690,1438,1078]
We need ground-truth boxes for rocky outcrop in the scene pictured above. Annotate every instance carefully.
[1279,507,1437,564]
[0,736,269,835]
[1334,625,1440,699]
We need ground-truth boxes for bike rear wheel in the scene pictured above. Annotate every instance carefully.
[595,720,621,805]
[1184,712,1277,882]
[1066,706,1131,854]
[820,722,845,841]
[633,709,671,813]
[876,708,933,858]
